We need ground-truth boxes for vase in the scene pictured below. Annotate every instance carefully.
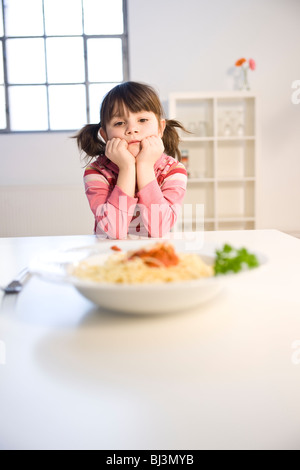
[240,67,250,91]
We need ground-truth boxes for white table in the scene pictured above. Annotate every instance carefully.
[1,230,300,450]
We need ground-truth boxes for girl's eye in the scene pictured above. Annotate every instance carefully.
[114,121,124,126]
[139,118,148,123]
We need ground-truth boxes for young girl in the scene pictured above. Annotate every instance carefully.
[75,81,188,239]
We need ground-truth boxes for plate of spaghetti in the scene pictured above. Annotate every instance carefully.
[30,240,265,314]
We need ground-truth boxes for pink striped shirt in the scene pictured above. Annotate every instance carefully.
[84,153,187,239]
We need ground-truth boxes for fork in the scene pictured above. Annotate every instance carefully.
[0,267,31,294]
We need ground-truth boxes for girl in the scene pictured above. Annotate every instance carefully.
[75,81,188,239]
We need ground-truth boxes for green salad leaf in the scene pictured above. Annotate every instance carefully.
[214,244,259,275]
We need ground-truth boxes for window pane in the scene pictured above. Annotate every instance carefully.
[2,1,127,132]
[49,85,86,130]
[87,39,123,82]
[89,83,119,123]
[5,0,44,37]
[83,0,123,35]
[44,0,83,36]
[0,3,3,37]
[46,37,85,84]
[9,86,48,131]
[0,44,3,84]
[6,39,46,84]
[0,86,6,129]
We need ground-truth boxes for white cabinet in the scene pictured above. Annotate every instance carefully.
[168,92,257,231]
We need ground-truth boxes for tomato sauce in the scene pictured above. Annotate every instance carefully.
[111,245,122,252]
[128,243,179,268]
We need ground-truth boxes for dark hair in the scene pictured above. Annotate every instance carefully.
[74,81,188,162]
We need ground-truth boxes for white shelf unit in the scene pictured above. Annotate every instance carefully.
[169,91,257,231]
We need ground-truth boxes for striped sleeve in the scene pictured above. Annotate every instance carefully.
[136,161,187,238]
[83,165,138,239]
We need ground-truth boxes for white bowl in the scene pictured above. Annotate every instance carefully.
[29,240,267,315]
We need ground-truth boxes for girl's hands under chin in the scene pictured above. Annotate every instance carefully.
[136,135,164,167]
[105,138,135,170]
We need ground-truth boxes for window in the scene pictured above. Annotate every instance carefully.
[0,0,129,132]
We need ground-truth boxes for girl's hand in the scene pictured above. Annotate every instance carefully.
[105,138,135,170]
[136,135,164,167]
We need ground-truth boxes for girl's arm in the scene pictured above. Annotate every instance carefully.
[136,135,164,190]
[136,160,187,238]
[106,138,136,197]
[84,168,138,239]
[116,165,136,199]
[84,138,137,239]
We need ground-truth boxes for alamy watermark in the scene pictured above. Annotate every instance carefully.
[95,200,205,251]
[291,80,300,104]
[0,340,6,365]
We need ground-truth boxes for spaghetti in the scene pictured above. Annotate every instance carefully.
[72,242,214,285]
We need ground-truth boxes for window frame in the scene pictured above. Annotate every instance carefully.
[0,0,129,133]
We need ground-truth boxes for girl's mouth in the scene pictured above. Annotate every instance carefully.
[128,140,140,145]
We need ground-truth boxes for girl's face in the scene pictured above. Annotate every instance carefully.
[100,109,165,157]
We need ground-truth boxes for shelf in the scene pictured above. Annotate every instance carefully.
[187,177,255,183]
[181,140,214,179]
[218,177,255,182]
[216,96,255,137]
[181,137,215,142]
[171,97,214,137]
[183,182,215,220]
[177,216,256,233]
[187,178,215,183]
[216,136,255,141]
[169,92,257,232]
[181,136,255,142]
[176,214,256,233]
[175,216,215,233]
[217,220,255,231]
[216,180,255,219]
[216,139,255,179]
[218,216,255,222]
[181,216,255,223]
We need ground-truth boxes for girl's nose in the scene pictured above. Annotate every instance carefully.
[125,123,139,135]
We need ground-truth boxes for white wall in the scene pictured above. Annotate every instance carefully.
[0,132,95,236]
[0,0,299,236]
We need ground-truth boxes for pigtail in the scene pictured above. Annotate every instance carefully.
[162,119,190,161]
[73,123,106,164]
